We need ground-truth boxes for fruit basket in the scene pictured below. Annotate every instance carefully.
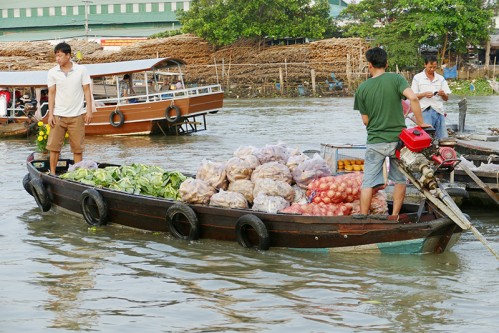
[320,143,366,174]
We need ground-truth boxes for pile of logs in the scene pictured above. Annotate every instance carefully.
[0,34,369,95]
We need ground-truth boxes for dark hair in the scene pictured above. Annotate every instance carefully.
[123,74,130,80]
[54,42,71,55]
[424,55,438,64]
[365,47,387,68]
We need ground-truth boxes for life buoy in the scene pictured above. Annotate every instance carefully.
[23,173,33,196]
[30,178,51,212]
[80,189,108,226]
[165,105,181,123]
[166,203,200,240]
[235,214,270,250]
[109,109,125,127]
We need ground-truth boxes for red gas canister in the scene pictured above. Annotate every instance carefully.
[399,127,432,152]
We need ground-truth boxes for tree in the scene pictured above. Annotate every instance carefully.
[178,0,332,47]
[337,0,495,70]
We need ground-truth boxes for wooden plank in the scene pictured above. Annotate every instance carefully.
[459,164,499,206]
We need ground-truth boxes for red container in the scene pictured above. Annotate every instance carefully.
[399,127,432,152]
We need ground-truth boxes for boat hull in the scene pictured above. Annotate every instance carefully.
[86,91,224,136]
[26,154,463,253]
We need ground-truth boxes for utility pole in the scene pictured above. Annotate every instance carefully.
[82,0,92,40]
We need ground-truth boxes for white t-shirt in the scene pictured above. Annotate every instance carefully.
[411,70,451,114]
[47,62,91,117]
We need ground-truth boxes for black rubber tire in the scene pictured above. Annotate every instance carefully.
[80,189,108,226]
[165,105,181,123]
[30,178,51,212]
[235,214,270,250]
[166,203,200,240]
[23,173,33,196]
[109,109,125,127]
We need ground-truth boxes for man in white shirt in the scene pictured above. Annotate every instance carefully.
[46,42,94,175]
[411,55,452,139]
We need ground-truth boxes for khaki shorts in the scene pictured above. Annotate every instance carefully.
[46,114,85,153]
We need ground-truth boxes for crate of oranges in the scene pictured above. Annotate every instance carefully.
[320,143,366,174]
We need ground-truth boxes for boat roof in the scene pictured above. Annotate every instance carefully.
[0,57,186,88]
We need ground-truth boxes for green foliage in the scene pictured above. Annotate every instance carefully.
[149,29,183,39]
[337,0,495,70]
[178,0,332,47]
[448,79,496,96]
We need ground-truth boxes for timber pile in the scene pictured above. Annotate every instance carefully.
[0,34,368,89]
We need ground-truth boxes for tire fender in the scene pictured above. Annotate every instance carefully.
[166,203,200,240]
[165,105,181,123]
[235,214,270,250]
[23,173,33,196]
[30,178,51,212]
[109,109,125,127]
[80,189,108,226]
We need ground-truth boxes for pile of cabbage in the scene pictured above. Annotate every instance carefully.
[60,163,186,200]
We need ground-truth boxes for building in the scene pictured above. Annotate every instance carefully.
[1,1,350,44]
[0,0,187,43]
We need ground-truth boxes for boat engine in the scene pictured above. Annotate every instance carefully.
[395,127,499,260]
[396,127,459,190]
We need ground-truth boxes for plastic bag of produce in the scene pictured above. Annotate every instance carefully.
[179,178,216,205]
[251,161,292,184]
[68,159,98,172]
[351,191,388,215]
[234,145,259,158]
[292,154,332,189]
[225,157,253,182]
[306,172,363,204]
[253,178,294,202]
[209,190,248,209]
[286,153,310,173]
[196,159,228,190]
[292,185,308,204]
[252,193,290,214]
[228,179,255,204]
[254,143,289,164]
[240,154,260,169]
[280,202,353,216]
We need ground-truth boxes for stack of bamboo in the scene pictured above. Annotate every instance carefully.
[0,35,369,90]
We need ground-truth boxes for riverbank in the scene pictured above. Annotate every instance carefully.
[1,35,497,98]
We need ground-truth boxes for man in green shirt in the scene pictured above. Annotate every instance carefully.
[354,47,429,217]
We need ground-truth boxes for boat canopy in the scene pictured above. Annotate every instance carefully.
[85,58,186,78]
[0,58,186,87]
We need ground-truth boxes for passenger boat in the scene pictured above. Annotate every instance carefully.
[0,58,223,136]
[24,153,463,254]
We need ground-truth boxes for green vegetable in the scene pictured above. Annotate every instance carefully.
[60,163,187,200]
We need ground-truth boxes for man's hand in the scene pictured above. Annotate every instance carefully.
[423,91,434,98]
[85,111,92,125]
[48,114,56,127]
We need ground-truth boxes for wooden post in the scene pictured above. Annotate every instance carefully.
[311,69,316,96]
[214,57,219,84]
[279,67,284,94]
[458,98,467,133]
[285,58,288,82]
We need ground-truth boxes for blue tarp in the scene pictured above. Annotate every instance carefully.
[444,65,457,79]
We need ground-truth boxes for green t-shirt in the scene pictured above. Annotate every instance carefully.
[354,72,409,144]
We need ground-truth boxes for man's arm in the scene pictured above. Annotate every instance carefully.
[83,84,93,124]
[361,114,369,126]
[402,87,431,128]
[47,85,56,127]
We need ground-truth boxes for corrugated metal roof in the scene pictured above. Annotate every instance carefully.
[0,1,174,9]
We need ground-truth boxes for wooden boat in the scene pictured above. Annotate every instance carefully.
[0,58,223,136]
[437,153,499,207]
[24,153,463,254]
